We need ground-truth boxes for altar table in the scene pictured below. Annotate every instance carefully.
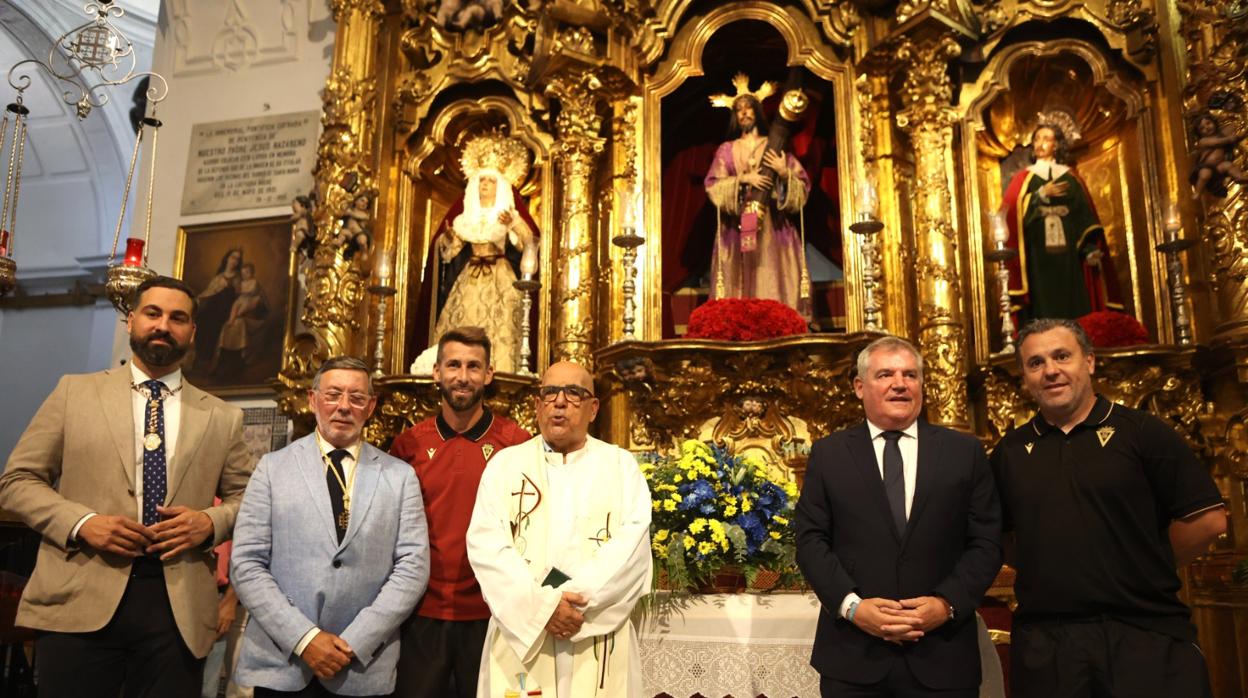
[634,592,1005,698]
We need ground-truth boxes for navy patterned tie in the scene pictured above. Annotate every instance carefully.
[327,449,349,542]
[882,430,907,536]
[141,380,168,527]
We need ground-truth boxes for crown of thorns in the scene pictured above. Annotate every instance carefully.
[709,73,776,109]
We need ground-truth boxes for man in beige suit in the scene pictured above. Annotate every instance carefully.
[0,276,253,697]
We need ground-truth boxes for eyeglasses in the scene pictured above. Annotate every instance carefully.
[538,384,594,406]
[318,390,372,409]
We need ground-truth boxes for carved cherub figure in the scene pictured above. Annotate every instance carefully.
[1190,111,1248,199]
[434,0,505,30]
[335,192,373,263]
[290,191,317,261]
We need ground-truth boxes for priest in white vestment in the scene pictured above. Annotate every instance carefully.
[467,361,652,698]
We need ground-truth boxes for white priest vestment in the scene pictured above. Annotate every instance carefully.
[467,435,652,698]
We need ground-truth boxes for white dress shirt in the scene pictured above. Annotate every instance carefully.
[70,363,184,541]
[293,431,363,657]
[839,419,920,619]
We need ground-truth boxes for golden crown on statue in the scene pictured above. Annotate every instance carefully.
[459,131,531,187]
[709,72,777,109]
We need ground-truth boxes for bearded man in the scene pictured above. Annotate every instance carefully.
[0,275,254,697]
[389,326,530,698]
[704,73,812,317]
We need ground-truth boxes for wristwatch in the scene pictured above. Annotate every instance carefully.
[944,599,956,621]
[846,600,860,622]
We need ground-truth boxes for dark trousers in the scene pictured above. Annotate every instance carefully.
[820,658,977,698]
[255,685,388,698]
[35,558,203,698]
[1012,617,1213,698]
[394,614,489,698]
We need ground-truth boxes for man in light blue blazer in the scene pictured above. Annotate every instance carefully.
[232,356,430,697]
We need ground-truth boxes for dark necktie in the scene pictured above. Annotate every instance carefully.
[881,430,906,536]
[141,380,168,527]
[327,448,349,542]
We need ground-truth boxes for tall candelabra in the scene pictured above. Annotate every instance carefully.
[368,253,396,377]
[612,222,645,341]
[985,213,1019,355]
[849,179,883,331]
[512,275,539,376]
[1156,210,1196,346]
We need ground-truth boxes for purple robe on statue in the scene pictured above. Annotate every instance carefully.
[704,137,812,318]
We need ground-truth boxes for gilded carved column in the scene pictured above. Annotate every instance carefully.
[1177,1,1248,355]
[282,0,384,383]
[895,36,970,429]
[546,72,607,367]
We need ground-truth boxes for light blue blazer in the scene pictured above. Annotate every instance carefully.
[231,434,429,696]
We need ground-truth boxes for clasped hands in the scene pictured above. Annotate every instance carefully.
[851,596,951,644]
[545,592,588,641]
[300,631,355,680]
[77,505,213,560]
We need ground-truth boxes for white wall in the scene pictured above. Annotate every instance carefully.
[0,0,154,459]
[2,0,337,458]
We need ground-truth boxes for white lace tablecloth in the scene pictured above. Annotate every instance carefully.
[633,592,1005,698]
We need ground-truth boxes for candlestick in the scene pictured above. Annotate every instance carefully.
[368,279,398,377]
[848,215,884,332]
[512,276,540,376]
[985,220,1019,355]
[1156,213,1196,346]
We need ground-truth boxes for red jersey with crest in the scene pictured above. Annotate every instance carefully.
[390,409,530,620]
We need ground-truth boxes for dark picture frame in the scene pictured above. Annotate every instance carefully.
[173,216,292,396]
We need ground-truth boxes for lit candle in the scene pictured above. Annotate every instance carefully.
[856,178,878,220]
[122,238,145,267]
[520,245,538,278]
[991,212,1009,245]
[1165,203,1181,234]
[375,250,392,285]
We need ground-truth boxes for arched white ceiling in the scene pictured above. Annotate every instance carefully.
[0,0,156,287]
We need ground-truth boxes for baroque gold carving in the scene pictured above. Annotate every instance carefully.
[331,0,385,21]
[597,335,874,453]
[365,375,541,448]
[1180,0,1248,345]
[895,35,970,428]
[547,71,608,366]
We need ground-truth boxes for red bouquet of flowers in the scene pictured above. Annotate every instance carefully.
[1076,310,1149,348]
[685,298,808,341]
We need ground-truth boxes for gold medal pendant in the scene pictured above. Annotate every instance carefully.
[144,433,162,451]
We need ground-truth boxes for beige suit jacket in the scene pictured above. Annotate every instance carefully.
[0,366,254,657]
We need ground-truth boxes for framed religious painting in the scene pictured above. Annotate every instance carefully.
[173,215,292,396]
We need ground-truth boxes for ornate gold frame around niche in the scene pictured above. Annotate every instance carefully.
[640,2,861,340]
[959,39,1172,362]
[391,95,557,372]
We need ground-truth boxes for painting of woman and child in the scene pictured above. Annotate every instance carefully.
[173,216,291,394]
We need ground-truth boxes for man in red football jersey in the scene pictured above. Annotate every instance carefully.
[389,326,530,698]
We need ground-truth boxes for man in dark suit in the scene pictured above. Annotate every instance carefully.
[796,335,1002,697]
[0,276,254,697]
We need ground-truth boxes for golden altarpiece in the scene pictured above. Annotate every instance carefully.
[277,0,1248,690]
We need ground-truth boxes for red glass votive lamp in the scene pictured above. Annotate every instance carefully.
[0,230,9,257]
[122,238,145,267]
